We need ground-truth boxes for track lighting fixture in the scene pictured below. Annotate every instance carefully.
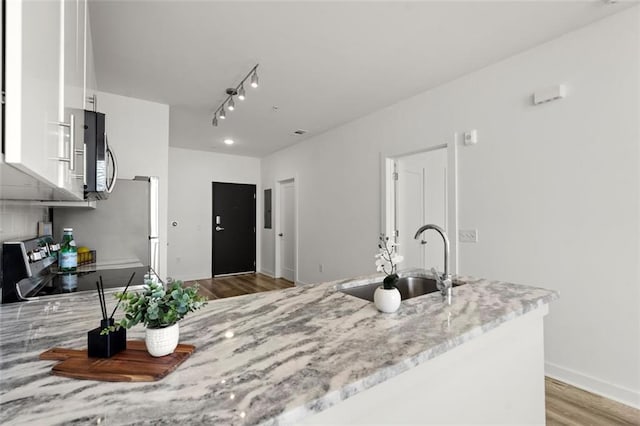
[211,64,259,126]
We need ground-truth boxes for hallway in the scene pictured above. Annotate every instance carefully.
[186,273,294,300]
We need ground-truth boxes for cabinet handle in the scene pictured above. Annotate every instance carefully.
[72,144,86,182]
[56,114,75,171]
[86,94,97,112]
[82,143,86,184]
[106,135,118,193]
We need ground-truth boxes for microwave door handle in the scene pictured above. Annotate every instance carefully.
[106,135,118,193]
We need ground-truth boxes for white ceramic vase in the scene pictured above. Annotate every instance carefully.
[145,323,179,357]
[374,286,401,313]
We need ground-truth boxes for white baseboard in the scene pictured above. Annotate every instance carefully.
[260,269,275,278]
[167,273,211,283]
[545,361,640,409]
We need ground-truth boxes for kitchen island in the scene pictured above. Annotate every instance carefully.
[0,271,557,425]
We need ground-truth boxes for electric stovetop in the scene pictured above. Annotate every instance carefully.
[28,266,152,298]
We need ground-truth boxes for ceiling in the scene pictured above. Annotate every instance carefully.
[89,1,632,158]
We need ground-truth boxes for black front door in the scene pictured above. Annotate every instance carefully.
[212,182,256,276]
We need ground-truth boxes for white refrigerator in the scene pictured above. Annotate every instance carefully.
[52,176,159,274]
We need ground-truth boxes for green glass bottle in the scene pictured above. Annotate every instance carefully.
[59,228,78,272]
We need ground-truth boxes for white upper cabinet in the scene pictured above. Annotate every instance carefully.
[3,0,95,201]
[63,0,85,110]
[59,0,87,198]
[4,0,63,190]
[85,8,98,109]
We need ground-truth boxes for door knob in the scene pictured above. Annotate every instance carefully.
[278,233,283,237]
[216,226,225,231]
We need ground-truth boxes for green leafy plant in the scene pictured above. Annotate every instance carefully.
[102,280,207,334]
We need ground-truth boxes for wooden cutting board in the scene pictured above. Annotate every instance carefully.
[39,340,195,382]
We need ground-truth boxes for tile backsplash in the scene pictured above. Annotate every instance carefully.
[0,201,49,286]
[0,201,49,241]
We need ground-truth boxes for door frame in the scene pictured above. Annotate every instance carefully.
[211,181,257,277]
[274,177,298,283]
[380,136,459,274]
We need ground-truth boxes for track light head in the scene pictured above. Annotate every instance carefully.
[211,64,258,126]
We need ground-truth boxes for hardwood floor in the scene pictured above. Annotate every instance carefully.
[185,273,294,300]
[546,377,639,425]
[187,274,639,424]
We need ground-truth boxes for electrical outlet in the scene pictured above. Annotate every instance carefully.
[459,229,478,243]
[319,264,324,273]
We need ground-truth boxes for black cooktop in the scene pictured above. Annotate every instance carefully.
[29,266,151,297]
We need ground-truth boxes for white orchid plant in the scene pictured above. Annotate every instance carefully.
[375,234,404,289]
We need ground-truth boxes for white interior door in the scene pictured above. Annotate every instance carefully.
[396,148,447,272]
[279,180,296,282]
[397,162,424,269]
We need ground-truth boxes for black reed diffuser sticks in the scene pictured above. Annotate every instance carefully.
[110,272,135,319]
[88,273,133,358]
[96,279,107,325]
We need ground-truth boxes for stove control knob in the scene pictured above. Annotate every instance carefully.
[28,251,42,262]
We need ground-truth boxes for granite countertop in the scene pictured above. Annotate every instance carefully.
[0,270,558,425]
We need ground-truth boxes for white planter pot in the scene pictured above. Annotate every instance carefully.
[145,323,179,357]
[374,286,401,313]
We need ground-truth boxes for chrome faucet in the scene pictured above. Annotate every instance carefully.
[414,224,452,304]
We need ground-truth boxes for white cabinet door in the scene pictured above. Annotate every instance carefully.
[84,6,98,109]
[4,0,88,201]
[63,0,85,110]
[1,2,3,144]
[5,0,63,188]
[60,0,87,199]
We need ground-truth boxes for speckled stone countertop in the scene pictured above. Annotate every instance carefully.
[0,270,558,425]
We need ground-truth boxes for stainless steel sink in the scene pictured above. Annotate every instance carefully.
[339,276,463,302]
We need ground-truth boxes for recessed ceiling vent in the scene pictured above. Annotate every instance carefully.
[293,129,308,135]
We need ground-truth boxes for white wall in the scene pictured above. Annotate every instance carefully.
[167,147,261,281]
[96,91,170,280]
[0,201,49,288]
[261,8,640,407]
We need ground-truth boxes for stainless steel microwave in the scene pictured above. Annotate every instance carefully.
[84,110,117,199]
